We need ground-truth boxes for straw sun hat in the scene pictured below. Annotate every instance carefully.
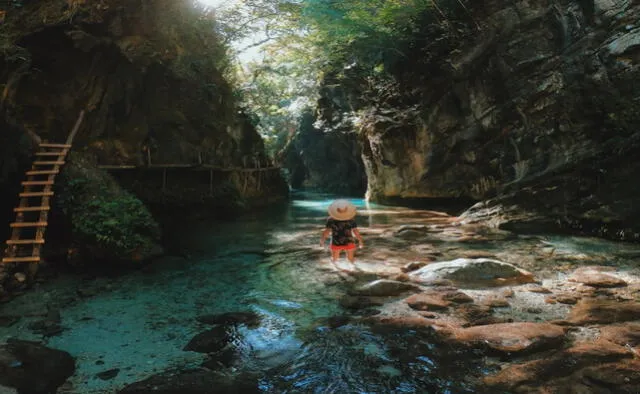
[328,199,357,221]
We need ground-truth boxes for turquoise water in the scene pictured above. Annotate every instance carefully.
[1,193,485,393]
[3,192,640,392]
[156,193,483,393]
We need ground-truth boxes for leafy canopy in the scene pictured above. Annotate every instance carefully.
[214,0,435,156]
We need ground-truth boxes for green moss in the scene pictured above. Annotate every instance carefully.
[56,153,161,263]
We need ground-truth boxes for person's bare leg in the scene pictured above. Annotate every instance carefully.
[331,249,340,262]
[347,249,356,263]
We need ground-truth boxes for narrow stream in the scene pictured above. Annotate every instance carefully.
[2,192,639,393]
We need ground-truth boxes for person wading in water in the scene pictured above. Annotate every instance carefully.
[320,199,365,263]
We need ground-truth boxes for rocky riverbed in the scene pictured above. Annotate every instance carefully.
[1,196,639,393]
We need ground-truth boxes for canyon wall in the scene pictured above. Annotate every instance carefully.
[314,0,640,239]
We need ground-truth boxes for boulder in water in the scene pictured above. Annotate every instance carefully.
[408,258,535,286]
[0,340,75,394]
[184,326,235,354]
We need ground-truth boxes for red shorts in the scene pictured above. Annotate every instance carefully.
[331,243,356,251]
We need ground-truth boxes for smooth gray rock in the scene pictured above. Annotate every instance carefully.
[408,258,534,286]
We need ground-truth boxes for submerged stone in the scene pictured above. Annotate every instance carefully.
[96,368,120,380]
[0,340,75,394]
[201,348,238,371]
[184,326,234,354]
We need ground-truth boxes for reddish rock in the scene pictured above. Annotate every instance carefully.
[555,293,579,305]
[598,322,640,349]
[452,322,565,354]
[484,341,633,391]
[455,304,502,327]
[527,285,552,294]
[404,287,474,311]
[441,290,474,304]
[577,359,640,392]
[362,315,437,329]
[569,267,627,288]
[405,293,450,311]
[391,273,410,282]
[450,322,566,355]
[401,261,429,273]
[501,289,515,298]
[483,297,510,308]
[567,300,640,325]
[544,296,557,304]
[520,360,640,394]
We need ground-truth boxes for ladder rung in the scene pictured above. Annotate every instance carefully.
[26,170,59,176]
[39,143,71,148]
[6,239,45,245]
[10,222,48,228]
[14,206,50,213]
[35,152,64,157]
[19,192,54,197]
[33,161,65,166]
[2,256,40,263]
[22,181,54,186]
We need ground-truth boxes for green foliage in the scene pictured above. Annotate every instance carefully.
[63,180,160,258]
[212,1,446,159]
[158,0,233,78]
[57,157,161,262]
[300,0,433,66]
[235,51,320,157]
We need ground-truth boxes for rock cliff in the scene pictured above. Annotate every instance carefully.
[281,111,366,195]
[314,0,640,240]
[0,0,287,239]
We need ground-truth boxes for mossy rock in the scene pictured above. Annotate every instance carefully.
[55,152,162,267]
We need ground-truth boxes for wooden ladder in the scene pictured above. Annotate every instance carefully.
[2,111,85,267]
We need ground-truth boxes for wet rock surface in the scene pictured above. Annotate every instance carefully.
[408,258,536,286]
[322,208,640,392]
[569,266,628,288]
[0,340,75,394]
[446,322,567,355]
[184,326,235,354]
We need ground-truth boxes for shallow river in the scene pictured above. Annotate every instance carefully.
[1,192,639,393]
